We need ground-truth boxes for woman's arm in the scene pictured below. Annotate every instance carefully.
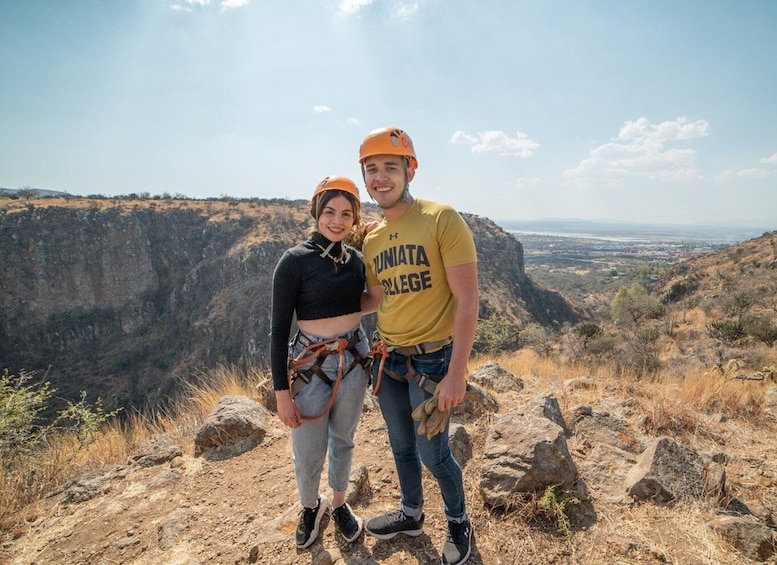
[270,252,303,428]
[361,284,384,315]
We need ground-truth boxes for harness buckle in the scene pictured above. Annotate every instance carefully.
[416,373,438,395]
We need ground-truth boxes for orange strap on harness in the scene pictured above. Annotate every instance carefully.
[288,333,367,422]
[368,338,441,396]
[368,339,391,396]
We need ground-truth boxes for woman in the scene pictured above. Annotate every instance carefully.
[270,175,369,549]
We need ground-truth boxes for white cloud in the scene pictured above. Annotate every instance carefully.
[716,167,773,180]
[618,116,710,143]
[565,116,711,185]
[313,105,332,113]
[449,129,539,158]
[450,131,477,145]
[170,0,210,8]
[170,0,248,11]
[346,117,360,126]
[396,2,419,18]
[760,152,777,164]
[513,177,543,190]
[339,0,419,18]
[220,0,250,8]
[339,0,376,16]
[736,168,771,178]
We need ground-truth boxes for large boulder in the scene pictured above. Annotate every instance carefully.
[626,436,725,503]
[480,411,577,508]
[194,395,271,457]
[468,361,524,393]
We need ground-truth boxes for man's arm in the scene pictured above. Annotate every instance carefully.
[435,261,479,411]
[361,284,384,315]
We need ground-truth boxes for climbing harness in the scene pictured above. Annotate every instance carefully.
[368,333,452,396]
[287,329,369,422]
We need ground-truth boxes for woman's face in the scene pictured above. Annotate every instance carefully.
[316,194,355,242]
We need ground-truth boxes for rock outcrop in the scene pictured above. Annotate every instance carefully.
[0,198,578,416]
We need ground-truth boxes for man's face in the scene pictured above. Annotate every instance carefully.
[362,154,415,210]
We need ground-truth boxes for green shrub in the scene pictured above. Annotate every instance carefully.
[0,369,53,465]
[521,324,559,359]
[745,318,777,347]
[629,326,661,376]
[0,369,122,468]
[537,484,580,538]
[611,283,665,327]
[707,319,746,346]
[573,323,603,348]
[473,314,522,355]
[58,391,122,447]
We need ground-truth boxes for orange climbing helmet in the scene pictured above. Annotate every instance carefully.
[310,175,361,221]
[312,175,360,205]
[359,127,418,170]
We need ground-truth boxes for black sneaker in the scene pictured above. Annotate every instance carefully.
[366,509,425,540]
[441,519,472,565]
[295,496,328,549]
[331,503,363,543]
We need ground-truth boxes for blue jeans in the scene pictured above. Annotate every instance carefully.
[290,327,369,508]
[373,344,467,521]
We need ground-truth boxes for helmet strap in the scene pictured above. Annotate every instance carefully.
[400,163,412,201]
[318,240,336,258]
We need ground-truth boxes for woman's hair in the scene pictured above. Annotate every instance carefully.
[310,189,363,247]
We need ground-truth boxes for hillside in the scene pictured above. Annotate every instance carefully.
[656,229,777,308]
[651,229,777,372]
[2,209,777,564]
[0,196,577,417]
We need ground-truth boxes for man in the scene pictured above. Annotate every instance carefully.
[359,127,479,565]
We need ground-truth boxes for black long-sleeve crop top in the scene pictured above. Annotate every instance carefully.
[270,231,365,390]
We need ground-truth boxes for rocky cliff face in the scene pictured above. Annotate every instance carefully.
[0,198,577,415]
[465,213,578,326]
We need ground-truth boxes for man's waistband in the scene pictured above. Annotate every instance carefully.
[389,336,453,357]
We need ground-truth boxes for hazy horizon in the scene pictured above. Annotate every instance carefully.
[2,1,776,226]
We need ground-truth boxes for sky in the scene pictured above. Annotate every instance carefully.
[2,1,776,228]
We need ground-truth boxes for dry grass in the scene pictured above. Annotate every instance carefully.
[181,364,261,422]
[0,363,258,531]
[3,350,775,563]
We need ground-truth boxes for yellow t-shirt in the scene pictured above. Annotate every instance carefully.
[363,198,477,347]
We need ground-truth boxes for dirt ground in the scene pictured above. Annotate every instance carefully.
[2,378,777,565]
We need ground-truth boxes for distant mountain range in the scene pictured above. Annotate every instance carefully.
[496,218,774,244]
[3,188,771,245]
[1,186,69,197]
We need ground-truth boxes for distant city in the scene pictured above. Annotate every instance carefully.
[497,218,772,245]
[497,219,774,278]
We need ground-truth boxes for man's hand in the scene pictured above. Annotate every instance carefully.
[412,389,479,439]
[434,368,468,412]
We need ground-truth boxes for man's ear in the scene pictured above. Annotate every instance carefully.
[406,167,416,183]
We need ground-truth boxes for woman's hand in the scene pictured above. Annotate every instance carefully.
[363,220,380,234]
[351,220,381,250]
[275,390,302,428]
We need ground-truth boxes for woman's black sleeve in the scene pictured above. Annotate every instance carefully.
[270,251,300,391]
